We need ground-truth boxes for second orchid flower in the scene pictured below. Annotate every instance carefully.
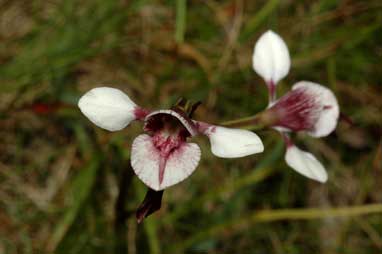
[252,30,340,182]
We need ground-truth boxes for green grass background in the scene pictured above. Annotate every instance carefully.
[0,0,381,253]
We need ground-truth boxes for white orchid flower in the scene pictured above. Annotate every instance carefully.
[78,87,264,190]
[253,30,340,182]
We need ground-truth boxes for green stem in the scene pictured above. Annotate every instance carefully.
[221,115,259,128]
[175,0,187,43]
[220,110,275,131]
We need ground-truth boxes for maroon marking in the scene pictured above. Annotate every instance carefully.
[151,131,184,185]
[268,80,276,102]
[281,133,294,148]
[134,107,150,120]
[144,112,191,138]
[194,121,212,135]
[158,156,167,185]
[323,105,332,110]
[268,87,321,132]
[136,189,164,224]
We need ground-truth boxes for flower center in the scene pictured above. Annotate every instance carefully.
[144,111,195,184]
[152,128,184,157]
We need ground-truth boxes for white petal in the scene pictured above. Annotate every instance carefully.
[253,30,291,85]
[131,134,201,191]
[205,126,264,158]
[285,145,328,182]
[292,81,340,137]
[78,87,137,131]
[162,142,201,189]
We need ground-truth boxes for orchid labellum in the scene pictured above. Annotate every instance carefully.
[78,87,264,191]
[252,30,340,182]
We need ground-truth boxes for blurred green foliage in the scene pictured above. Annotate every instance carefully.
[0,0,381,253]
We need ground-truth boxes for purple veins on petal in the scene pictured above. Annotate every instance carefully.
[131,109,201,190]
[291,81,339,137]
[268,86,321,132]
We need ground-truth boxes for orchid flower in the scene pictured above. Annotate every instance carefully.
[252,30,340,183]
[78,87,264,191]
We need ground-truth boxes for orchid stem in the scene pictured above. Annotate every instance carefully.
[220,111,270,131]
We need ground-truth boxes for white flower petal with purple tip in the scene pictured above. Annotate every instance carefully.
[205,126,264,158]
[131,134,201,191]
[78,87,138,131]
[285,145,328,183]
[292,81,339,138]
[252,30,291,85]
